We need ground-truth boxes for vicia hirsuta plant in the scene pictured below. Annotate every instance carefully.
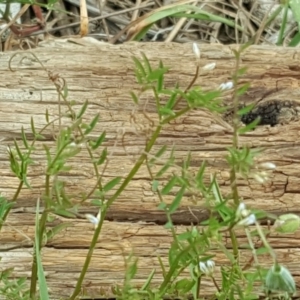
[0,44,299,300]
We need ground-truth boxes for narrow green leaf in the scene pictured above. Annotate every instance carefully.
[35,198,50,300]
[43,144,52,165]
[63,84,68,98]
[182,151,191,171]
[175,278,195,293]
[164,91,178,110]
[13,139,23,160]
[22,173,31,189]
[130,91,139,104]
[21,127,29,149]
[149,145,167,165]
[141,52,152,73]
[169,187,185,214]
[126,257,138,281]
[289,31,300,46]
[238,117,260,134]
[237,83,250,96]
[161,176,178,195]
[155,162,172,178]
[91,199,103,206]
[157,255,166,278]
[159,107,176,116]
[172,7,245,32]
[45,108,49,123]
[157,60,164,92]
[84,114,100,135]
[152,180,159,192]
[97,148,107,165]
[236,67,248,77]
[77,100,88,119]
[147,68,169,82]
[46,222,72,241]
[290,0,300,23]
[103,177,121,192]
[30,117,36,136]
[132,56,146,81]
[177,231,192,241]
[276,2,289,46]
[8,147,20,177]
[54,209,77,218]
[141,269,156,291]
[237,104,255,116]
[91,131,106,150]
[196,161,206,186]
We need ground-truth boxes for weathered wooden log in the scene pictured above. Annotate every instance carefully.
[1,39,300,299]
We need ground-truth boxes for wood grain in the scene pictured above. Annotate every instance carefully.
[1,40,300,298]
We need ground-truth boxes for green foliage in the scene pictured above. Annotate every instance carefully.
[1,47,296,300]
[0,268,30,300]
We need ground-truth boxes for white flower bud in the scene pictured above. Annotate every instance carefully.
[85,214,99,227]
[219,81,233,91]
[237,214,256,227]
[202,62,216,70]
[199,260,215,276]
[236,202,248,219]
[260,162,276,170]
[192,42,201,59]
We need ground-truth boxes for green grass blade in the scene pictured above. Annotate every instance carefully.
[35,199,50,300]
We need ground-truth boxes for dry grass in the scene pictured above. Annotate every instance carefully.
[0,0,298,50]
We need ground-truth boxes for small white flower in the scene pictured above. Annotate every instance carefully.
[199,260,215,276]
[202,62,216,71]
[236,202,248,219]
[237,214,256,227]
[260,162,276,170]
[192,42,201,59]
[219,81,234,91]
[85,213,100,227]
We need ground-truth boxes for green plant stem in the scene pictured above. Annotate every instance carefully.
[229,228,239,262]
[0,181,23,232]
[196,275,201,298]
[152,87,161,119]
[70,124,164,299]
[145,161,181,250]
[158,246,192,297]
[173,66,200,110]
[70,104,192,299]
[211,275,220,292]
[245,228,264,281]
[30,175,51,298]
[69,207,106,300]
[255,222,276,262]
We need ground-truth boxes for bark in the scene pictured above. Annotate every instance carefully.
[1,39,300,298]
